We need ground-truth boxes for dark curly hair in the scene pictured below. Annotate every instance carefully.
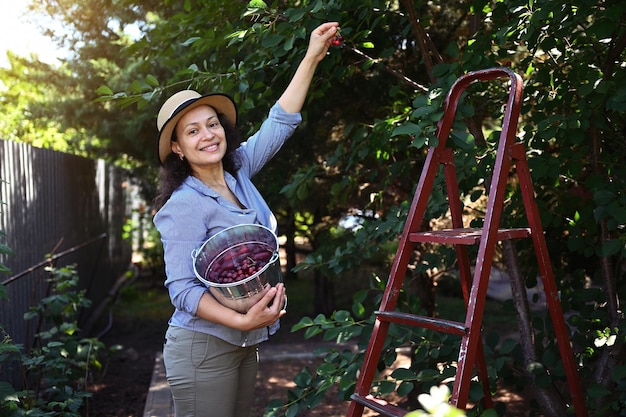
[153,112,242,210]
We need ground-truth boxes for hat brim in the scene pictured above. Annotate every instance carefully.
[157,93,237,164]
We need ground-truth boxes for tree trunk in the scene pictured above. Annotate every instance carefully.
[589,125,623,409]
[313,270,335,316]
[409,269,435,317]
[502,240,567,417]
[283,212,298,281]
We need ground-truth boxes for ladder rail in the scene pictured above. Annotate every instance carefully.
[511,144,588,415]
[419,67,524,408]
[376,310,467,335]
[442,144,494,405]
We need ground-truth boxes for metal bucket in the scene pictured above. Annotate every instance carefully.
[192,224,282,313]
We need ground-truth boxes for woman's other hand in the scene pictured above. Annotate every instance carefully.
[243,283,287,330]
[196,283,286,331]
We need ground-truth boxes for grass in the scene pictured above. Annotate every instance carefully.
[114,275,173,323]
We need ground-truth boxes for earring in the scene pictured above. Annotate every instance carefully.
[178,153,184,161]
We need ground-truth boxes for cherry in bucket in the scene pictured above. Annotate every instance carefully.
[208,243,273,284]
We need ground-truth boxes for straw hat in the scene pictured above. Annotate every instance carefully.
[156,90,237,164]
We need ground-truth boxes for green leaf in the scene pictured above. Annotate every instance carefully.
[451,130,474,150]
[412,106,434,118]
[311,0,324,13]
[145,74,159,87]
[577,82,593,97]
[0,381,17,401]
[593,190,615,205]
[392,123,421,137]
[286,403,299,417]
[397,381,414,396]
[262,34,284,48]
[612,365,626,381]
[296,184,308,200]
[225,30,247,41]
[247,0,267,9]
[0,342,20,355]
[313,314,327,324]
[181,37,200,46]
[479,408,499,417]
[378,380,397,395]
[323,327,342,341]
[432,63,452,78]
[286,8,306,21]
[0,243,14,256]
[353,289,367,304]
[291,316,313,331]
[96,85,113,95]
[284,35,295,51]
[308,389,327,408]
[333,310,352,322]
[391,367,415,380]
[128,80,146,93]
[0,284,8,299]
[587,382,611,399]
[316,363,337,375]
[293,369,312,386]
[352,302,365,318]
[304,326,323,339]
[600,239,623,257]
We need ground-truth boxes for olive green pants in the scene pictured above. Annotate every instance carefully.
[163,326,258,417]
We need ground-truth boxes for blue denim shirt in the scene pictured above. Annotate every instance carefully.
[153,102,302,346]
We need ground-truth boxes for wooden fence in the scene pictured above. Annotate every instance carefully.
[0,139,134,355]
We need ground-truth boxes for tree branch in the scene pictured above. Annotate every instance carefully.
[345,46,428,93]
[398,0,443,83]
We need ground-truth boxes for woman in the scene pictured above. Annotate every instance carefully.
[153,22,340,417]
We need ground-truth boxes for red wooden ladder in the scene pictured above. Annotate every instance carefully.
[346,68,588,417]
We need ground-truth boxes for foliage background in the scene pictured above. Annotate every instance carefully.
[1,0,625,415]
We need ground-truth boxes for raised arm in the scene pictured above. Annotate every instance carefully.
[278,22,340,114]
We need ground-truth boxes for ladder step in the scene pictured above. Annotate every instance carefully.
[409,227,531,244]
[376,311,468,335]
[350,394,409,416]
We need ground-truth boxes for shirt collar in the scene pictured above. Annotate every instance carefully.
[184,173,238,197]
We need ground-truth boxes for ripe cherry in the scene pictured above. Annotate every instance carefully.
[331,30,344,47]
[208,245,273,284]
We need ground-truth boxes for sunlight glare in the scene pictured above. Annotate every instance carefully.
[0,1,65,68]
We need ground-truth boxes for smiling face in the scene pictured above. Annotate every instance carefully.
[171,104,227,171]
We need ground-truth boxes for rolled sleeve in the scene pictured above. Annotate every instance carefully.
[239,102,302,176]
[161,239,206,316]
